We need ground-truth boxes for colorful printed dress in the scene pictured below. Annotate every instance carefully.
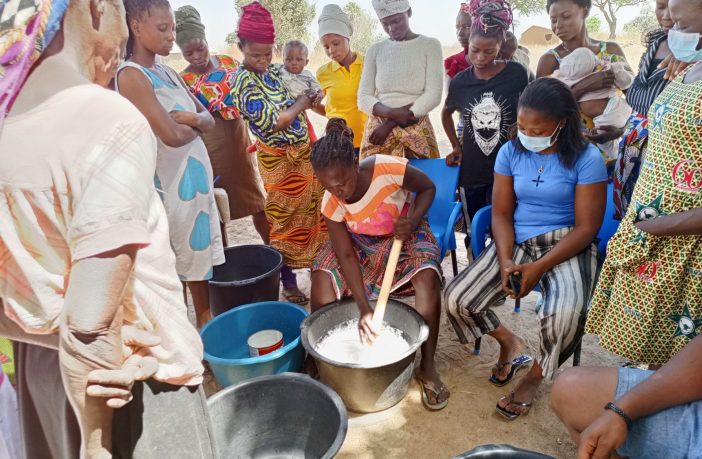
[117,62,225,280]
[313,155,441,299]
[180,55,265,220]
[231,64,325,269]
[586,65,702,364]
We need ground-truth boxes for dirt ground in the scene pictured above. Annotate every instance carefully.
[214,215,624,459]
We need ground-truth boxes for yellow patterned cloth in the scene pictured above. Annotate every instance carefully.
[360,115,439,159]
[586,66,702,365]
[0,338,13,384]
[256,141,326,268]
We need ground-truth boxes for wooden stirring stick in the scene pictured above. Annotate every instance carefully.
[371,238,403,329]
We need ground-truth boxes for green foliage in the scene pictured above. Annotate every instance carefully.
[232,0,316,51]
[586,15,602,33]
[509,0,547,16]
[624,7,659,35]
[343,1,383,53]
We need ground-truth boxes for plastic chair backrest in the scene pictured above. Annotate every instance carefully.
[596,181,620,257]
[470,205,493,259]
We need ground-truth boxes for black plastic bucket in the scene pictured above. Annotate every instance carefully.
[208,245,284,316]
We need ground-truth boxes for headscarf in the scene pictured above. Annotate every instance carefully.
[237,1,275,45]
[175,5,206,48]
[0,0,70,125]
[318,4,353,40]
[371,0,410,20]
[467,0,512,34]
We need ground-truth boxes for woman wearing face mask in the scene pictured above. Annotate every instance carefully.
[175,6,268,245]
[117,0,225,330]
[445,78,608,421]
[442,0,528,254]
[586,0,702,369]
[357,0,444,159]
[613,0,686,220]
[316,4,367,154]
[537,0,634,164]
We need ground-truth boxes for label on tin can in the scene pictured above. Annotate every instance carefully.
[248,329,284,357]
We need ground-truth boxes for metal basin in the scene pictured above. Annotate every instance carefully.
[207,373,347,459]
[301,298,429,413]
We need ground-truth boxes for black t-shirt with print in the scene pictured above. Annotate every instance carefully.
[446,61,529,187]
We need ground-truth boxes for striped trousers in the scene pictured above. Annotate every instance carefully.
[444,227,598,379]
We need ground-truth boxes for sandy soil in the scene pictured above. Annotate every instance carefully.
[214,215,624,459]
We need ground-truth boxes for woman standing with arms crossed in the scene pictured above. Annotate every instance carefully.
[117,0,225,329]
[357,0,444,159]
[175,6,268,244]
[316,4,367,154]
[230,2,326,304]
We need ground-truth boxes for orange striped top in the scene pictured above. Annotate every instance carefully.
[322,155,411,236]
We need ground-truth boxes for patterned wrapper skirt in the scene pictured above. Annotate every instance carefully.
[613,112,648,220]
[312,219,442,300]
[201,115,265,220]
[256,141,327,269]
[360,115,439,159]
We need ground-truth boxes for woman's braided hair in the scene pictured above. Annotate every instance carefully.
[311,118,356,172]
[124,0,172,58]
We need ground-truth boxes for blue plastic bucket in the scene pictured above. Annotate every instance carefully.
[200,301,308,387]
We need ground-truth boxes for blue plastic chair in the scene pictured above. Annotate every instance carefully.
[467,181,620,362]
[408,159,462,275]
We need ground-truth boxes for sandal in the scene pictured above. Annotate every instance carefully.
[495,392,532,421]
[489,354,533,387]
[414,370,450,411]
[282,287,309,305]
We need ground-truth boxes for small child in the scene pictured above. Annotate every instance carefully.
[554,47,633,162]
[501,32,534,80]
[279,40,323,141]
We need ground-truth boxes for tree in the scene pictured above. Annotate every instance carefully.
[624,6,658,36]
[343,2,383,53]
[591,0,648,39]
[232,0,316,52]
[509,0,547,16]
[586,15,602,34]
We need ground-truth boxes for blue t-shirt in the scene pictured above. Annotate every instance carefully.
[494,142,607,243]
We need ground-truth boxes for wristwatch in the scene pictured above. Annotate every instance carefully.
[605,402,633,430]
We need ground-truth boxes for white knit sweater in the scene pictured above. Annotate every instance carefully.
[357,35,444,117]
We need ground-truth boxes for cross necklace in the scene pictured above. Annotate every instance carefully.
[532,164,545,187]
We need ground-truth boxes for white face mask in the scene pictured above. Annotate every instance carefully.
[517,125,562,153]
[668,28,702,63]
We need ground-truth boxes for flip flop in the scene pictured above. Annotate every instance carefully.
[414,370,450,411]
[489,354,533,387]
[495,392,532,421]
[282,288,309,305]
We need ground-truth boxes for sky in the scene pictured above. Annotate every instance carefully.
[167,0,652,51]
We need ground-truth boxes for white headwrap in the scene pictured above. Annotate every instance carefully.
[318,4,353,39]
[371,0,411,19]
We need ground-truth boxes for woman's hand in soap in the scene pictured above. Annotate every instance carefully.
[358,310,380,345]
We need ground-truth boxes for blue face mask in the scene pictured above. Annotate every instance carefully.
[668,29,702,63]
[517,125,561,153]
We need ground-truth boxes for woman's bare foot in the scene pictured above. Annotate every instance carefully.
[497,364,544,416]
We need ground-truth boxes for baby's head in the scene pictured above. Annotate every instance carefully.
[283,40,309,75]
[559,47,598,80]
[500,31,518,60]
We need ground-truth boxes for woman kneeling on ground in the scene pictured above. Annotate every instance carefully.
[444,78,607,420]
[310,119,449,410]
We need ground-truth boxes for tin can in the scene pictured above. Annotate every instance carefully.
[247,329,284,357]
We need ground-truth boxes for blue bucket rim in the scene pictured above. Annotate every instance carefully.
[200,301,309,365]
[207,372,348,459]
[208,244,284,287]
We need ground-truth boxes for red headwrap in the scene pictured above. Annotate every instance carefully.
[237,1,276,45]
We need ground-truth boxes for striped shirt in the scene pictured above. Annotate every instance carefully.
[625,30,670,117]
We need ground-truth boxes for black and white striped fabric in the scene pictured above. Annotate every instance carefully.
[444,227,598,379]
[625,29,670,117]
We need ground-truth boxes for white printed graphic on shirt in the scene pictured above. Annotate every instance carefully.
[464,92,509,156]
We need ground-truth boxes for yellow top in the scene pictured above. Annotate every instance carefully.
[317,54,367,149]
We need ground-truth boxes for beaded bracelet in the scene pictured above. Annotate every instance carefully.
[605,402,633,430]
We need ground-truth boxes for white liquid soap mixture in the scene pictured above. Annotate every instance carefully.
[315,320,411,366]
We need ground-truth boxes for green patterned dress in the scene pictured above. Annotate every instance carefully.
[586,64,702,364]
